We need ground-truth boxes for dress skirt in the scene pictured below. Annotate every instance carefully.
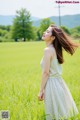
[44,75,79,120]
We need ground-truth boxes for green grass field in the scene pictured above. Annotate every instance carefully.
[0,41,80,120]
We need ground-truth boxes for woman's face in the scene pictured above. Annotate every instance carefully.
[42,27,53,41]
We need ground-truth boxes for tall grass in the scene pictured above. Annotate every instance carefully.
[0,41,80,120]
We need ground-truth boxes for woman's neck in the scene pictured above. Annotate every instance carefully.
[46,42,53,47]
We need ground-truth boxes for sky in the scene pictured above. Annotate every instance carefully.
[0,0,80,18]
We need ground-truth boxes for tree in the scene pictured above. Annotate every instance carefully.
[71,26,80,34]
[0,25,11,31]
[60,26,71,35]
[39,18,54,38]
[11,8,35,41]
[71,26,80,39]
[0,29,8,37]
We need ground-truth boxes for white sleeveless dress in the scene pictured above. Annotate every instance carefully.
[40,45,79,120]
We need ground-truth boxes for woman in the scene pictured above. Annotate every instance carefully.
[38,24,80,120]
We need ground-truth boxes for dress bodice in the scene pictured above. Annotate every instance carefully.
[40,45,62,78]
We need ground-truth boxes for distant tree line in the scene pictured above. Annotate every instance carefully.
[0,8,80,42]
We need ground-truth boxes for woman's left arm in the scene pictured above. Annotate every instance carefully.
[40,48,51,91]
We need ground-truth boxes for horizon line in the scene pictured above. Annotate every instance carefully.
[0,13,80,19]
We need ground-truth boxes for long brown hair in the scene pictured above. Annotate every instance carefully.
[49,24,80,64]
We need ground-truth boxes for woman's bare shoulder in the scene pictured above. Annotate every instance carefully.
[43,47,52,55]
[44,46,56,59]
[43,46,56,60]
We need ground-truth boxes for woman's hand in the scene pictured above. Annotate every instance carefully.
[38,90,45,101]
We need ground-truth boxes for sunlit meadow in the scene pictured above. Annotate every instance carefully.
[0,40,80,120]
